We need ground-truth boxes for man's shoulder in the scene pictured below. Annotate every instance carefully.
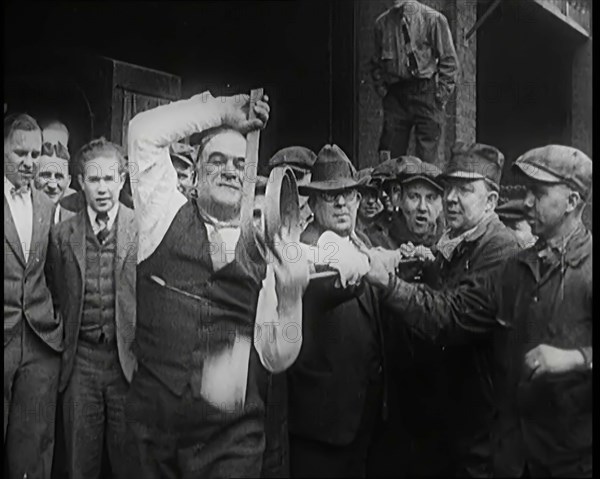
[375,8,394,26]
[52,211,82,241]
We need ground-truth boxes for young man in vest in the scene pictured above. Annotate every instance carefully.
[50,138,137,479]
[125,92,309,478]
[4,113,63,479]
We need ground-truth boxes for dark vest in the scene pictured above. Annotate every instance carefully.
[136,200,268,405]
[81,215,117,337]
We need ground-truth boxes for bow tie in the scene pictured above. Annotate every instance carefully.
[10,184,30,198]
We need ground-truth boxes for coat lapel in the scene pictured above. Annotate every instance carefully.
[4,195,26,266]
[69,210,87,283]
[27,189,49,269]
[115,206,135,275]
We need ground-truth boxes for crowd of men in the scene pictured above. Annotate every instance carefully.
[2,3,592,478]
[4,86,593,479]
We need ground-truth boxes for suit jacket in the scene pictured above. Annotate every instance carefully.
[287,222,386,446]
[4,188,62,351]
[51,205,138,392]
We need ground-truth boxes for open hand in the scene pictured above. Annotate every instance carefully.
[219,93,271,134]
[269,233,310,308]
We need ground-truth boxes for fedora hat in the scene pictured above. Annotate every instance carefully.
[298,144,359,195]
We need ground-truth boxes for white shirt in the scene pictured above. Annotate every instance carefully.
[4,177,33,262]
[54,204,61,225]
[86,202,120,235]
[128,94,303,409]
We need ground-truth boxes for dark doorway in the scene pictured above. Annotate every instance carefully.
[476,0,580,185]
[5,1,356,168]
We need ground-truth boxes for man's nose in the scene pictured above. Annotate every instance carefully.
[445,187,458,203]
[417,198,427,211]
[334,194,346,206]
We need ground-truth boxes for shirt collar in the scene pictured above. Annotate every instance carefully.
[87,201,120,230]
[4,176,31,199]
[436,212,497,261]
[536,222,589,267]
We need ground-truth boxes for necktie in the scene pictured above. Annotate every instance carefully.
[96,212,110,244]
[208,227,228,272]
[399,9,419,77]
[10,184,30,198]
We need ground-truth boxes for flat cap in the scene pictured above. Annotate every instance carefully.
[372,157,403,182]
[169,142,196,169]
[513,145,592,199]
[443,142,505,189]
[357,167,379,193]
[397,156,443,191]
[268,146,317,170]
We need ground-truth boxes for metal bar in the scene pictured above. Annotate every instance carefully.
[465,0,503,40]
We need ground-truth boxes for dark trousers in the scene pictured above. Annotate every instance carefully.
[289,376,382,478]
[124,364,265,479]
[379,78,443,164]
[62,339,130,479]
[4,320,61,479]
[261,373,290,478]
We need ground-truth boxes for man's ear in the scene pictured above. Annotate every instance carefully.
[487,190,499,210]
[566,190,582,213]
[77,174,84,190]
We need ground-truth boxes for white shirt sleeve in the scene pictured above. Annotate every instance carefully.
[254,263,303,373]
[127,92,224,263]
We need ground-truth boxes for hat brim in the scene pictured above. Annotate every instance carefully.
[298,178,360,195]
[512,161,563,183]
[401,174,443,192]
[441,170,487,181]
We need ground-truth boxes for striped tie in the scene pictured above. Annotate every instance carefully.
[96,212,110,244]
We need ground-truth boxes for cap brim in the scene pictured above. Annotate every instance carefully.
[298,179,359,195]
[442,170,487,180]
[512,161,563,183]
[401,175,443,191]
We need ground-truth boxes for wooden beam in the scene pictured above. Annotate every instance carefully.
[465,0,503,41]
[240,88,264,230]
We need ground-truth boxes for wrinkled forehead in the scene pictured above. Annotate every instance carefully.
[42,127,69,147]
[38,155,70,173]
[81,155,121,177]
[6,128,42,149]
[200,130,247,163]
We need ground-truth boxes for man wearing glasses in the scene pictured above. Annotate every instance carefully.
[287,145,386,478]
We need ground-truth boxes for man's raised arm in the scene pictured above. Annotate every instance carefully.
[127,93,224,262]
